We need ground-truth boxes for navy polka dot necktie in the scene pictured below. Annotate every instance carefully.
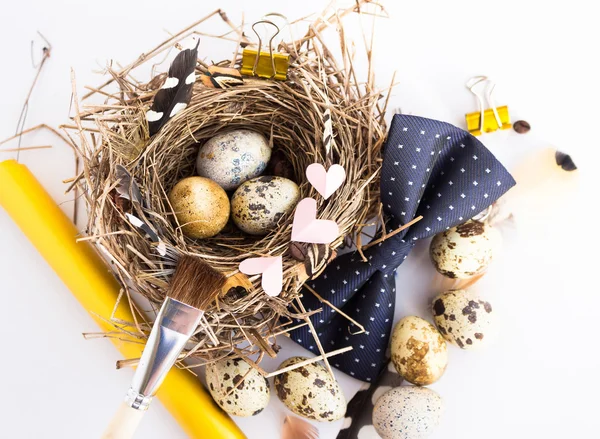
[290,114,515,382]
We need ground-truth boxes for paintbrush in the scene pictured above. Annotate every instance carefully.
[102,255,225,439]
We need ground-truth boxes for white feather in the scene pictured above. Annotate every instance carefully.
[281,416,319,439]
[491,148,579,233]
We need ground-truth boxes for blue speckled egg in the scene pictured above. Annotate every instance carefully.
[196,129,271,190]
[373,386,443,439]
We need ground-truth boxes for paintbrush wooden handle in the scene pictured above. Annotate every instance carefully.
[102,402,146,439]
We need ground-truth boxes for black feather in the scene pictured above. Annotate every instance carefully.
[146,40,199,136]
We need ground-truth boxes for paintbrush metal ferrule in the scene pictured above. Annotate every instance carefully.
[125,297,203,410]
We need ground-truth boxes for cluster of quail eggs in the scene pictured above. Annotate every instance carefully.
[206,355,347,423]
[168,129,300,239]
[428,219,499,351]
[371,219,501,439]
[203,218,501,436]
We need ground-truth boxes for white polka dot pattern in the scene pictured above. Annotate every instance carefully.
[290,114,515,382]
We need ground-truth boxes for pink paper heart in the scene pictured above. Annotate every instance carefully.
[291,198,339,244]
[239,256,283,297]
[306,163,346,199]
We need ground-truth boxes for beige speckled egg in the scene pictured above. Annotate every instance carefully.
[168,176,230,239]
[432,289,495,350]
[373,386,443,439]
[430,220,501,279]
[274,357,346,422]
[196,129,271,190]
[205,358,270,417]
[390,316,448,386]
[231,176,300,235]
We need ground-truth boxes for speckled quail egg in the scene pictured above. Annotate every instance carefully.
[432,289,495,349]
[390,316,448,386]
[168,176,230,239]
[231,176,300,235]
[196,129,271,190]
[430,220,501,279]
[274,357,346,422]
[373,386,443,439]
[205,358,270,417]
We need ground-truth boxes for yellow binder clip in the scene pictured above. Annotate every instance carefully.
[241,19,289,81]
[465,76,511,136]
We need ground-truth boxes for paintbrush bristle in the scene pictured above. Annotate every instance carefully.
[168,255,225,310]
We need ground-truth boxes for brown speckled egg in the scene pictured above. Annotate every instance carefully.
[231,176,299,235]
[196,129,271,190]
[390,316,448,386]
[205,358,270,417]
[274,357,346,422]
[168,176,230,239]
[432,289,495,350]
[430,220,500,279]
[373,386,443,439]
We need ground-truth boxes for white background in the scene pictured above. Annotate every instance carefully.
[1,1,599,438]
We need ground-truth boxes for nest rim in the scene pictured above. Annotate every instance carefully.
[74,4,390,367]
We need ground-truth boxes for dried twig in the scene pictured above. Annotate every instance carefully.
[1,145,51,152]
[296,297,334,378]
[362,215,423,250]
[13,32,52,162]
[264,346,353,378]
[304,284,365,334]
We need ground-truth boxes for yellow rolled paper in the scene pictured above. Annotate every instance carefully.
[0,159,245,439]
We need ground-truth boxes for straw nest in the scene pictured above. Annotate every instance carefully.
[69,2,391,370]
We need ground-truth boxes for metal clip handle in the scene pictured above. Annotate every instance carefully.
[251,20,280,78]
[466,76,503,133]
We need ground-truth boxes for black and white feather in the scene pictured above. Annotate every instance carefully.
[322,108,334,155]
[336,362,403,439]
[125,213,167,256]
[115,165,167,256]
[146,39,200,136]
[115,164,143,204]
[305,244,332,279]
[319,69,335,155]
